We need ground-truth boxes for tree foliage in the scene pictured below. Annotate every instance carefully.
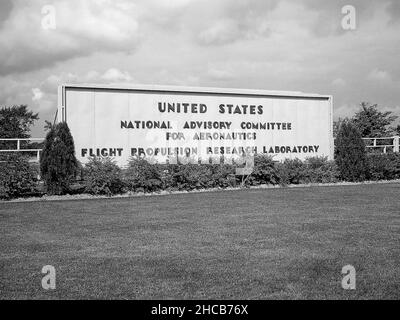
[335,120,368,181]
[40,122,78,195]
[393,124,400,136]
[351,102,397,137]
[0,105,39,150]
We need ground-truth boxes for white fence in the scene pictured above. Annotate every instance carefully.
[0,136,399,164]
[0,138,44,162]
[362,136,400,154]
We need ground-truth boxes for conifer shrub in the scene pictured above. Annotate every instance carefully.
[335,121,368,181]
[40,122,78,195]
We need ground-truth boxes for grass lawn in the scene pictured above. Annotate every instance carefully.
[0,183,399,300]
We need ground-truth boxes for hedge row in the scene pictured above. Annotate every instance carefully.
[0,154,40,200]
[80,153,400,195]
[2,153,400,199]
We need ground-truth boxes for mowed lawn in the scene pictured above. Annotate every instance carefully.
[0,183,399,300]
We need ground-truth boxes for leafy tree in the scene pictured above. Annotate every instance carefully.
[44,120,55,132]
[351,102,397,137]
[333,117,347,138]
[40,122,78,195]
[392,124,400,136]
[335,120,368,181]
[0,105,39,150]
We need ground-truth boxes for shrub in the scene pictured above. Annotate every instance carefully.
[367,153,400,180]
[40,122,78,194]
[124,157,163,193]
[0,154,37,199]
[277,158,307,185]
[171,163,215,190]
[335,121,368,181]
[305,156,340,183]
[249,154,280,185]
[157,161,238,191]
[83,157,125,196]
[209,163,237,188]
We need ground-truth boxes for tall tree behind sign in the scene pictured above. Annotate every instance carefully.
[351,102,398,137]
[0,105,39,151]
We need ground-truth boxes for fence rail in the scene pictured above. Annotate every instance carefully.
[0,138,44,162]
[362,136,400,154]
[1,136,399,164]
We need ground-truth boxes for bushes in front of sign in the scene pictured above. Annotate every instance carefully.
[124,157,163,192]
[83,157,125,196]
[118,155,341,193]
[276,157,340,185]
[305,157,340,183]
[159,160,237,191]
[40,122,78,195]
[0,154,38,200]
[335,121,368,182]
[367,153,400,181]
[247,155,280,185]
[162,163,215,190]
[276,158,307,185]
[209,163,237,188]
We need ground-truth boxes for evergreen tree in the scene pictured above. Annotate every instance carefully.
[335,120,368,182]
[351,102,397,137]
[40,122,78,195]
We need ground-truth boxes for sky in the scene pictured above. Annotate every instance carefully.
[0,0,399,137]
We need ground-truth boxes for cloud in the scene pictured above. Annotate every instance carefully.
[0,0,141,75]
[207,66,235,81]
[198,20,242,46]
[193,0,277,45]
[0,0,13,26]
[1,0,400,137]
[367,69,392,82]
[386,0,400,23]
[37,68,135,97]
[32,88,44,101]
[101,68,133,82]
[332,78,346,86]
[334,103,359,119]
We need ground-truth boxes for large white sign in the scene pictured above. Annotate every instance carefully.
[58,85,334,166]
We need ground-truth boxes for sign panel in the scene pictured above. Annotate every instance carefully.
[58,85,333,166]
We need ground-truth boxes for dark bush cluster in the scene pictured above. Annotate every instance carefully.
[0,154,38,200]
[367,153,400,180]
[2,152,400,200]
[40,122,78,195]
[76,155,340,195]
[160,162,237,191]
[335,120,368,182]
[277,157,340,185]
[83,157,125,196]
[124,157,163,193]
